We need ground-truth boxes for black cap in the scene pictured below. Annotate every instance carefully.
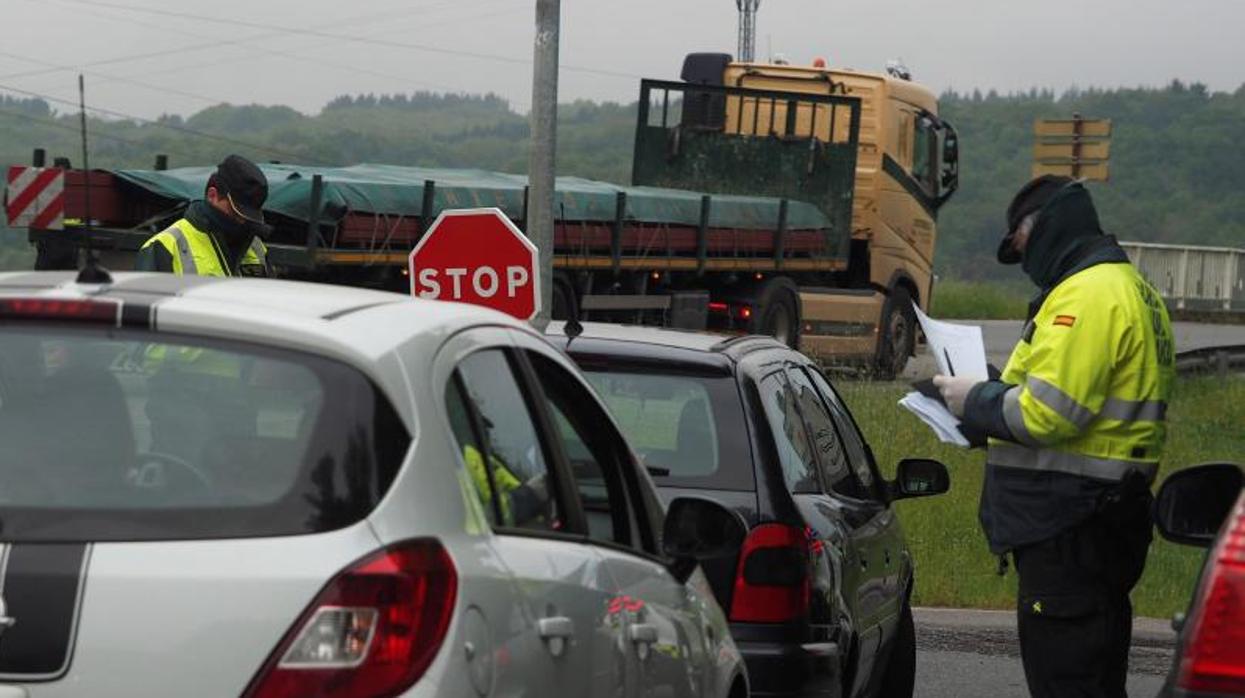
[211,154,268,224]
[997,174,1074,264]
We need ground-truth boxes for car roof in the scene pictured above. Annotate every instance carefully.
[0,271,526,358]
[546,320,787,369]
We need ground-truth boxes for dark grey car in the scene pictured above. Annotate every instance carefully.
[549,323,949,698]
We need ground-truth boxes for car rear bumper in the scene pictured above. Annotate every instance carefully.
[736,638,842,698]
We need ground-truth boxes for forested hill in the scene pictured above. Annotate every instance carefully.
[3,80,1243,278]
[937,81,1245,279]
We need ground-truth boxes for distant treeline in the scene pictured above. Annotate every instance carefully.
[3,80,1243,279]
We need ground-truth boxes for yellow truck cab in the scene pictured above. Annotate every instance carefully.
[715,57,959,375]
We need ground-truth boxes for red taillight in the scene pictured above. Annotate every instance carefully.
[738,305,753,321]
[708,302,729,313]
[244,539,458,698]
[0,298,118,323]
[730,523,812,623]
[1178,495,1245,695]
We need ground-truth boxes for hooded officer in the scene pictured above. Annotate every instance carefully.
[135,154,270,277]
[933,175,1175,698]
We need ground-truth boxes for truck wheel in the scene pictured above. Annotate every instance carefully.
[877,603,916,698]
[755,278,801,349]
[874,286,915,380]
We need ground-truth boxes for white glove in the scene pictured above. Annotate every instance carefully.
[932,375,979,418]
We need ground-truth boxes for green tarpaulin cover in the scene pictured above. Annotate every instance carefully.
[111,163,832,231]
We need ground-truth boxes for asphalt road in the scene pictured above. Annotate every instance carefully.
[914,608,1173,698]
[904,319,1245,379]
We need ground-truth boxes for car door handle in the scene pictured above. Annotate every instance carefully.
[539,616,574,639]
[539,616,574,658]
[629,623,658,645]
[629,623,658,661]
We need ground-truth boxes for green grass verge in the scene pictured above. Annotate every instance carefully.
[929,280,1030,320]
[836,375,1245,618]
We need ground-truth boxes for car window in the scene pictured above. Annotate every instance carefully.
[786,366,869,500]
[453,350,560,532]
[805,367,880,496]
[528,352,643,550]
[445,375,502,527]
[581,369,753,491]
[0,325,409,542]
[758,371,820,494]
[583,372,718,476]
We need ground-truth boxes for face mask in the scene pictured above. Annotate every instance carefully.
[202,200,255,242]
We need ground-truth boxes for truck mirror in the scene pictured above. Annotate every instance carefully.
[941,125,959,164]
[940,124,960,194]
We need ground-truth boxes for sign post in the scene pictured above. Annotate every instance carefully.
[409,208,542,321]
[1032,114,1112,181]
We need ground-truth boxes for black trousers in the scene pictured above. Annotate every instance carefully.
[1013,485,1153,698]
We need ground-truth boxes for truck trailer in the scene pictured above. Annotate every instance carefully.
[8,53,958,376]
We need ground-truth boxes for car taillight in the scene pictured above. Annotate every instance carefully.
[730,523,812,623]
[0,298,119,323]
[1178,494,1245,695]
[243,539,458,698]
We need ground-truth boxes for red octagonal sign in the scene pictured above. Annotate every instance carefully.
[409,208,541,321]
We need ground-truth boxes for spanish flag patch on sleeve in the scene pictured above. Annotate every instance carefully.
[1053,315,1077,327]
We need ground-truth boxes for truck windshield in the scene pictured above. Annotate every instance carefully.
[583,369,753,491]
[0,325,409,542]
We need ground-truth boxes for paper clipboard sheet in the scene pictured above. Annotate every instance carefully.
[912,302,988,379]
[898,392,970,447]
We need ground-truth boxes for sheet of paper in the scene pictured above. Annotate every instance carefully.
[898,391,971,447]
[912,302,989,379]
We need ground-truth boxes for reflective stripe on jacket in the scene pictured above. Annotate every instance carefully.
[140,219,266,277]
[988,261,1176,483]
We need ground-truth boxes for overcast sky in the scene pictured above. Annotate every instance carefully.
[1,0,1242,120]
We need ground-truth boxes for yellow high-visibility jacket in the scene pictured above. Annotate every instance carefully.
[140,218,266,277]
[964,258,1175,553]
[988,262,1176,482]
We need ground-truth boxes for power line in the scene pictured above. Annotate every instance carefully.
[1,0,520,104]
[0,50,232,106]
[0,105,200,160]
[0,0,486,83]
[48,0,643,81]
[114,2,530,95]
[0,81,327,165]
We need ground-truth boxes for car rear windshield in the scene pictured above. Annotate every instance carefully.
[583,369,753,491]
[0,325,410,542]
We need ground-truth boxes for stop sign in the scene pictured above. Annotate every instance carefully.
[409,208,541,321]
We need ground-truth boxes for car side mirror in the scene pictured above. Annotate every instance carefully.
[662,497,747,584]
[1155,463,1243,547]
[891,458,950,500]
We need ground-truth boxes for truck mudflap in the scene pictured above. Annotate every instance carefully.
[797,288,884,363]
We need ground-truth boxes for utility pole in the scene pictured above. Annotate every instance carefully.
[528,0,560,329]
[737,0,760,62]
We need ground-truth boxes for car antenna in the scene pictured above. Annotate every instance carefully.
[564,307,584,345]
[74,73,112,286]
[557,201,584,346]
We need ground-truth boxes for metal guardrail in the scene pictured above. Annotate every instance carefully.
[1175,345,1245,376]
[1120,241,1244,313]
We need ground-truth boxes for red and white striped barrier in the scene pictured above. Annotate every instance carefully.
[5,166,65,230]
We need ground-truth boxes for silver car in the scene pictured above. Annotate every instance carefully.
[0,271,748,698]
